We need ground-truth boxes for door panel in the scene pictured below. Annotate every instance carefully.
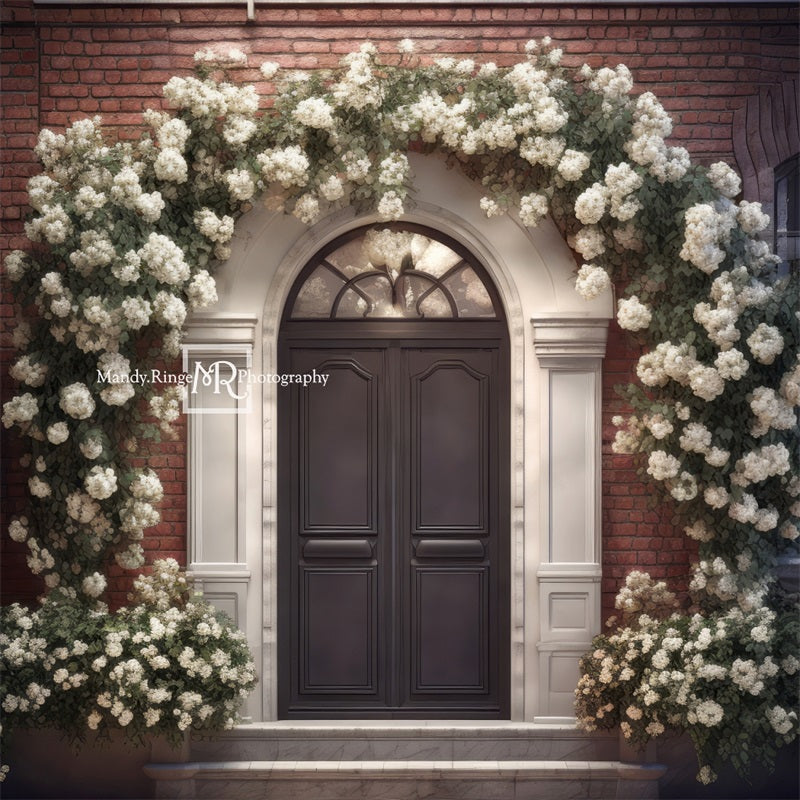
[413,568,486,690]
[412,360,488,531]
[302,568,377,692]
[302,358,379,532]
[280,340,507,717]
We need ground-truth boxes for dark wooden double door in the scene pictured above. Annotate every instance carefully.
[278,325,509,717]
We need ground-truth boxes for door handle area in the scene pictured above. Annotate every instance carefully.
[414,538,485,558]
[302,538,373,558]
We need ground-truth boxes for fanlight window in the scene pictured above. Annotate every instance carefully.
[289,227,499,319]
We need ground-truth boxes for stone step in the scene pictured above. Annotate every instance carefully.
[188,723,620,763]
[144,758,666,800]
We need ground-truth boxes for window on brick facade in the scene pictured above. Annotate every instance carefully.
[774,154,800,277]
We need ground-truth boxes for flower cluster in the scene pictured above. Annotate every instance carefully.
[0,562,257,758]
[576,576,799,781]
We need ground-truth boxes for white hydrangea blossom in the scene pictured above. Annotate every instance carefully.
[737,201,770,235]
[257,145,310,188]
[707,161,741,199]
[617,295,652,331]
[518,192,549,227]
[680,202,736,274]
[557,149,591,181]
[746,324,784,365]
[293,97,336,130]
[224,168,256,201]
[59,383,95,420]
[193,209,234,244]
[84,466,118,500]
[574,183,607,224]
[574,263,610,300]
[152,291,187,328]
[647,450,681,481]
[138,232,190,285]
[154,148,188,183]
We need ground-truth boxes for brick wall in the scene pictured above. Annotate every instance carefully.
[1,1,797,615]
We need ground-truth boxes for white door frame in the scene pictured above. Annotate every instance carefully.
[184,153,612,723]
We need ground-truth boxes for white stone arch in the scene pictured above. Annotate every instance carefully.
[185,153,613,723]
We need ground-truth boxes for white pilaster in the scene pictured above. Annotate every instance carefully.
[531,314,608,721]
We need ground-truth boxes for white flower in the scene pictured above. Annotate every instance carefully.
[479,197,504,218]
[81,572,107,598]
[647,450,681,481]
[121,296,152,331]
[703,486,729,509]
[157,117,191,151]
[134,191,165,223]
[224,168,256,201]
[259,61,280,79]
[223,115,258,147]
[749,387,796,436]
[292,194,320,225]
[715,348,749,381]
[746,324,783,365]
[152,292,187,328]
[59,383,95,420]
[688,364,725,402]
[697,766,717,785]
[2,393,38,428]
[398,38,415,53]
[29,475,52,498]
[695,699,724,727]
[4,250,30,281]
[707,162,741,198]
[46,422,69,445]
[194,209,235,244]
[680,202,735,274]
[737,200,770,234]
[138,232,190,285]
[557,149,590,181]
[187,270,218,310]
[319,175,345,202]
[257,145,310,188]
[766,706,797,736]
[574,264,610,300]
[569,226,606,260]
[377,191,404,221]
[617,296,652,331]
[293,97,336,130]
[574,183,607,224]
[154,147,188,183]
[84,466,118,500]
[25,203,72,245]
[518,192,549,227]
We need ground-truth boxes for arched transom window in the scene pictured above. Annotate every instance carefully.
[288,225,500,319]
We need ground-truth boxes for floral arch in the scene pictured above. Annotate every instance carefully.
[1,40,797,784]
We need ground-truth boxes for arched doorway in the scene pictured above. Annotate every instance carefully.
[277,224,510,718]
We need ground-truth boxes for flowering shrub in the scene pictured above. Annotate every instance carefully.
[1,38,797,782]
[577,573,799,784]
[0,560,256,753]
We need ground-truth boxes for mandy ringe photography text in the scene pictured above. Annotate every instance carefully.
[97,360,329,395]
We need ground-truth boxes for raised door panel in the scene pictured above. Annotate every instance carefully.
[411,360,489,533]
[299,357,380,533]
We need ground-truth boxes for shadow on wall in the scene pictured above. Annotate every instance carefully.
[658,734,800,800]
